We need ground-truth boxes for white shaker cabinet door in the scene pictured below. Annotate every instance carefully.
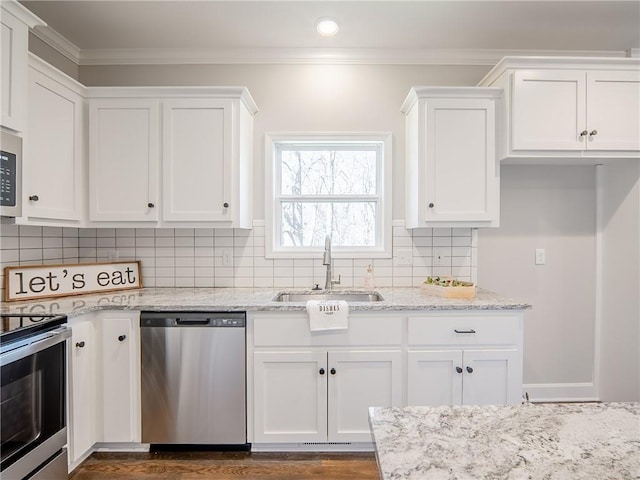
[253,351,328,443]
[461,349,521,406]
[89,99,159,221]
[512,70,585,151]
[162,99,232,222]
[100,313,140,443]
[586,70,640,151]
[407,350,463,406]
[1,9,29,131]
[424,98,497,223]
[327,350,402,442]
[69,318,97,463]
[26,64,83,221]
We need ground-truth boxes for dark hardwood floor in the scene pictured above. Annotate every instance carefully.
[69,451,380,480]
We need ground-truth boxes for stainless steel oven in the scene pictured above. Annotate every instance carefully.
[1,314,70,480]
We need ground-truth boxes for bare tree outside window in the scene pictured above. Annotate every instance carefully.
[278,145,378,247]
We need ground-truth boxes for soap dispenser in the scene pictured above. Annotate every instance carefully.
[364,264,376,288]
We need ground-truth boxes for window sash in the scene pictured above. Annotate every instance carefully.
[266,133,392,258]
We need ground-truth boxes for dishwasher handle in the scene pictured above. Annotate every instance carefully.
[176,318,211,326]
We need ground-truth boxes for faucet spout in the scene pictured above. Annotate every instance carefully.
[322,235,340,290]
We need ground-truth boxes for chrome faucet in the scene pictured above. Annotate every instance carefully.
[322,235,341,290]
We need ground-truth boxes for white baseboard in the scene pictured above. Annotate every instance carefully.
[523,382,599,402]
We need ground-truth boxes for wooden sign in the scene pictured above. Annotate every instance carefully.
[4,261,142,302]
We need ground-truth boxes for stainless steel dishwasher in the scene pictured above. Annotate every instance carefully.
[140,311,247,447]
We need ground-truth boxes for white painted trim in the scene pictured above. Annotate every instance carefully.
[401,86,503,114]
[264,132,393,259]
[523,382,599,403]
[85,86,257,114]
[28,52,85,95]
[479,55,640,87]
[251,442,374,452]
[594,165,604,402]
[31,25,80,64]
[1,0,46,28]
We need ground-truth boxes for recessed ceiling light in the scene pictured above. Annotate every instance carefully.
[316,17,339,36]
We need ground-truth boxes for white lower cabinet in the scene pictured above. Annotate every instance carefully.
[250,311,524,447]
[253,349,401,444]
[68,311,140,466]
[69,316,97,464]
[408,348,520,406]
[253,351,327,443]
[97,312,141,443]
[328,350,401,442]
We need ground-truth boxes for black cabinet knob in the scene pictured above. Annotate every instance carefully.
[466,366,474,374]
[330,368,336,375]
[456,366,463,374]
[428,202,434,208]
[75,341,85,348]
[319,368,325,375]
[29,195,39,201]
[148,202,155,208]
[118,335,126,342]
[223,202,229,208]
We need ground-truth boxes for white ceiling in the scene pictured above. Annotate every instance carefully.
[19,1,640,65]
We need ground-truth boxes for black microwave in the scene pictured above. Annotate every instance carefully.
[0,131,22,217]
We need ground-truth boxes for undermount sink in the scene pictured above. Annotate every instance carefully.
[273,291,384,303]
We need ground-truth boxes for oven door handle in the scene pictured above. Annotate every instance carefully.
[0,327,71,366]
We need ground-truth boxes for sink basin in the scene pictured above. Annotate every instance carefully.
[273,291,384,303]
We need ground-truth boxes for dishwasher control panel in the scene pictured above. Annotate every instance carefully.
[141,311,246,328]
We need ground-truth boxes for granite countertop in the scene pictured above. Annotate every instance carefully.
[369,402,640,480]
[0,287,531,317]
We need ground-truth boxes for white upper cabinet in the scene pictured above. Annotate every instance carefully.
[402,87,501,228]
[1,1,44,132]
[24,55,84,224]
[88,88,257,227]
[479,57,640,161]
[89,98,160,222]
[162,98,232,222]
[586,70,640,151]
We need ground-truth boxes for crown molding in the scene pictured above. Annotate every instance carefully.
[30,25,81,64]
[1,0,45,28]
[27,23,631,67]
[76,47,630,67]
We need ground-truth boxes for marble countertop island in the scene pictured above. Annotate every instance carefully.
[369,402,640,480]
[0,287,530,316]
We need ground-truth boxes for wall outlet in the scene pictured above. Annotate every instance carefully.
[395,248,413,266]
[222,249,233,266]
[535,248,546,265]
[434,254,447,266]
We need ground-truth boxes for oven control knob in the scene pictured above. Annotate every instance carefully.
[118,335,126,342]
[75,341,85,348]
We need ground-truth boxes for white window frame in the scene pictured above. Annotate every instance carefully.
[265,132,392,259]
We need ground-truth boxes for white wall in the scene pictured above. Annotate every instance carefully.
[78,63,490,220]
[478,166,598,400]
[599,160,640,402]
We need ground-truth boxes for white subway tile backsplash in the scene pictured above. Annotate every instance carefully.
[0,223,476,297]
[20,236,43,249]
[1,236,19,249]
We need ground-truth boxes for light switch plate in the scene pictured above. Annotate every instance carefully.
[535,248,545,265]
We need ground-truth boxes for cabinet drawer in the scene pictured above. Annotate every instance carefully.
[253,314,403,347]
[408,315,521,346]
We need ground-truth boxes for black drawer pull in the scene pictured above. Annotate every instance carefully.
[454,329,476,334]
[455,366,463,374]
[75,341,85,348]
[118,335,127,342]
